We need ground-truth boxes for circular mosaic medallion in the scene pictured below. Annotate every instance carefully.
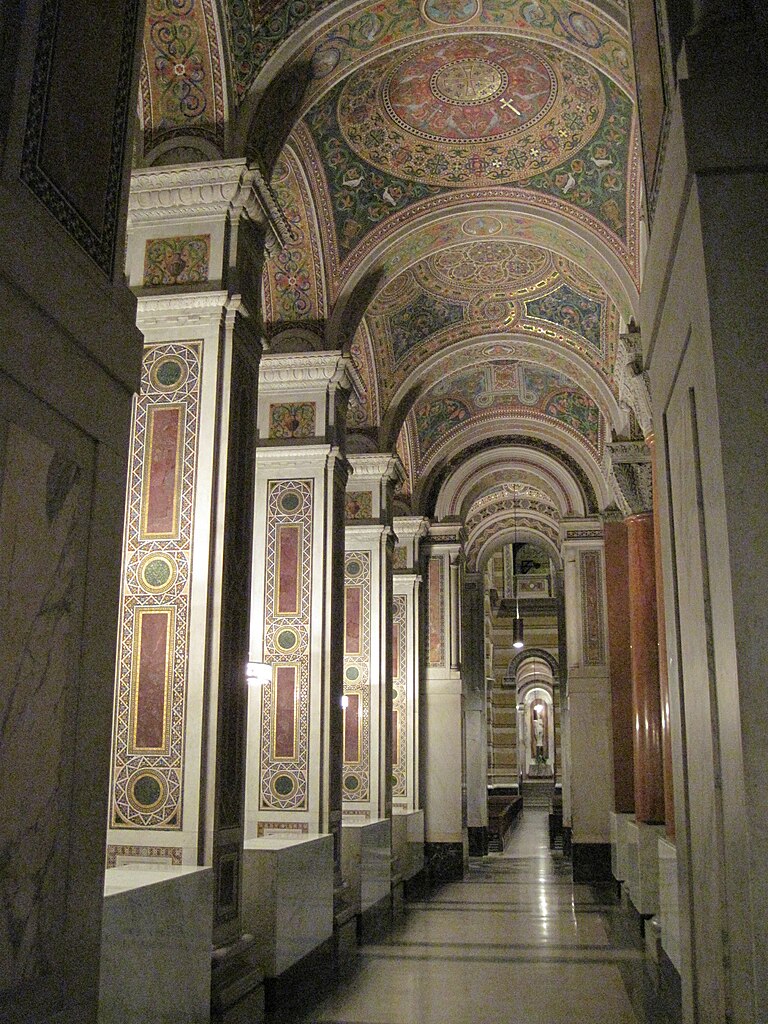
[431,58,506,106]
[346,558,362,577]
[422,0,481,24]
[462,215,502,236]
[343,775,360,792]
[151,356,187,391]
[275,627,300,653]
[139,553,177,593]
[345,666,360,682]
[338,37,605,187]
[272,774,297,798]
[279,490,302,514]
[128,770,167,812]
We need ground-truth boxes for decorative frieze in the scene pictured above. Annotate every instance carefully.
[609,438,654,514]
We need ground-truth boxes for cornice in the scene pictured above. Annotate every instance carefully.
[608,438,654,514]
[136,290,232,327]
[348,453,404,485]
[393,516,430,543]
[127,160,293,247]
[258,351,354,391]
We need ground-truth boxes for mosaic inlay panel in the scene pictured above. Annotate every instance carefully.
[106,844,183,868]
[269,402,317,439]
[428,556,445,667]
[343,551,371,802]
[345,490,373,520]
[143,235,210,286]
[580,549,606,665]
[392,594,407,798]
[112,341,201,829]
[260,479,314,810]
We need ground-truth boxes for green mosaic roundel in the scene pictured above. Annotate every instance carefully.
[153,357,185,389]
[346,559,362,577]
[344,775,360,792]
[279,490,301,513]
[273,774,296,797]
[276,628,299,652]
[143,557,172,588]
[131,773,163,809]
[345,666,360,682]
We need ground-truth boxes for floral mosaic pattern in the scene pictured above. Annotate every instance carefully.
[262,149,326,338]
[343,551,371,803]
[345,491,373,520]
[268,402,317,439]
[392,593,408,799]
[140,0,225,155]
[143,235,210,286]
[389,290,465,364]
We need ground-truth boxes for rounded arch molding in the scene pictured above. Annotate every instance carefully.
[505,647,560,685]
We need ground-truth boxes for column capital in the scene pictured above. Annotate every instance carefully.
[615,324,653,440]
[559,517,604,546]
[393,515,430,572]
[127,159,293,246]
[426,520,466,550]
[608,439,654,515]
[347,452,404,487]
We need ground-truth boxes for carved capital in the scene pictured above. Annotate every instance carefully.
[608,439,654,514]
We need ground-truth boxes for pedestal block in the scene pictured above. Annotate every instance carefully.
[99,866,214,1024]
[658,837,682,972]
[625,819,665,915]
[342,819,392,936]
[610,812,635,881]
[241,835,334,978]
[392,809,425,883]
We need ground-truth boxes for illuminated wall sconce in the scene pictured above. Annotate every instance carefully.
[246,661,273,687]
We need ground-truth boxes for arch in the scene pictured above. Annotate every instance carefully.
[506,647,560,684]
[472,523,562,574]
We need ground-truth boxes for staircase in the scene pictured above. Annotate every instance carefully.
[521,778,555,808]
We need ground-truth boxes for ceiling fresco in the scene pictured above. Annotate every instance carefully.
[406,359,604,479]
[361,242,620,411]
[133,0,643,523]
[301,34,635,267]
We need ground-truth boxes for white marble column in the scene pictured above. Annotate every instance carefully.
[245,352,353,870]
[392,516,429,815]
[108,165,281,950]
[560,519,613,882]
[422,523,467,880]
[463,572,489,856]
[341,454,403,823]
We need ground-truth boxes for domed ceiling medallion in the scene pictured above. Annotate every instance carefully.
[337,35,605,187]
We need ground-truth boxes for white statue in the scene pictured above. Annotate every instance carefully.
[533,716,544,748]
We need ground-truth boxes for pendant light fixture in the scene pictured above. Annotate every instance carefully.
[512,483,524,649]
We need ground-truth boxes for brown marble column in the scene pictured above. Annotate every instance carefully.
[626,512,665,824]
[603,517,634,814]
[647,434,675,836]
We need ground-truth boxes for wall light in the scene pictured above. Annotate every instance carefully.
[246,661,273,687]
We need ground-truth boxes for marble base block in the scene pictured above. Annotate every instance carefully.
[242,834,334,977]
[611,812,634,882]
[391,810,425,882]
[625,820,665,915]
[342,818,392,915]
[99,866,213,1024]
[658,836,682,972]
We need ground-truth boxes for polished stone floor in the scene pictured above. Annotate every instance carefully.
[282,811,681,1024]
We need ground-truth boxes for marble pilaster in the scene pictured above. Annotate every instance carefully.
[560,520,613,881]
[463,572,488,854]
[423,523,467,879]
[245,352,353,880]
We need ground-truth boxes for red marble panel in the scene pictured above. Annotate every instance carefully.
[392,621,401,679]
[273,666,296,759]
[392,709,400,767]
[276,525,300,614]
[345,586,362,655]
[344,694,360,763]
[142,406,183,538]
[133,609,171,750]
[428,556,444,666]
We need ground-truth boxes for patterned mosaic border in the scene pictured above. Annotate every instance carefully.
[260,479,314,811]
[343,551,371,802]
[106,844,183,868]
[392,593,407,799]
[580,549,605,665]
[112,342,202,829]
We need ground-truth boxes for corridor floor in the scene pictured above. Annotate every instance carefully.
[292,811,681,1024]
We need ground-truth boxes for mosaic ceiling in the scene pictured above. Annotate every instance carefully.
[134,0,642,531]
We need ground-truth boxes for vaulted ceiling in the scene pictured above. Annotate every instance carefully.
[136,0,644,560]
